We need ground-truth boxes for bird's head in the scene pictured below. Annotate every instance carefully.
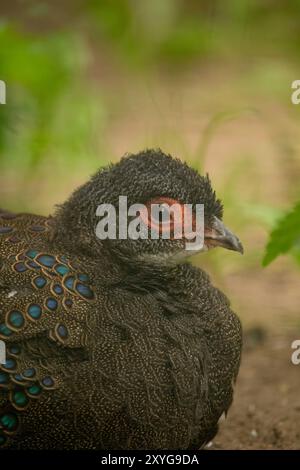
[55,149,243,266]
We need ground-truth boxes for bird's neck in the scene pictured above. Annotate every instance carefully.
[51,174,109,257]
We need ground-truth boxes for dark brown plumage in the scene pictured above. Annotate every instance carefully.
[0,149,242,449]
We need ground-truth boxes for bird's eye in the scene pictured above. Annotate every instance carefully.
[140,197,193,238]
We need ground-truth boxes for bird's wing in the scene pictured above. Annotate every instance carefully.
[0,211,96,446]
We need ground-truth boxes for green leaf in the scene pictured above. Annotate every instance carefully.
[263,201,300,266]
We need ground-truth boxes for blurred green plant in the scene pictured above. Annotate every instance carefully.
[263,201,300,267]
[0,23,106,175]
[86,0,300,66]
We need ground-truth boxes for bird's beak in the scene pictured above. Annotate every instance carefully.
[204,216,244,254]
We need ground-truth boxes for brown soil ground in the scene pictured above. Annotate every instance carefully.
[207,332,300,450]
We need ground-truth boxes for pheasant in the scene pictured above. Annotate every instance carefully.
[0,149,243,449]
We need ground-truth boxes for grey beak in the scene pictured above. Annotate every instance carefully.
[205,216,244,254]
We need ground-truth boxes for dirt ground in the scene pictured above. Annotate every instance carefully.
[206,332,300,450]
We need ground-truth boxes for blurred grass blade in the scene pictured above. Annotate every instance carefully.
[193,108,258,172]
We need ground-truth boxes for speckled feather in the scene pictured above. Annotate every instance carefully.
[0,150,242,449]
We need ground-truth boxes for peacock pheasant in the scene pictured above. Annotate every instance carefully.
[0,150,243,449]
